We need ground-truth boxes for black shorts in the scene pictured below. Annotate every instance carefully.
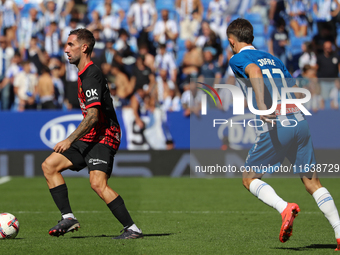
[61,140,116,176]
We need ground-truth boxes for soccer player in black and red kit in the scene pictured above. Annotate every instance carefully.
[42,28,142,239]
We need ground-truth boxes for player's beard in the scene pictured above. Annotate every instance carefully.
[69,55,80,66]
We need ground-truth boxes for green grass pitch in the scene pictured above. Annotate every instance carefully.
[0,176,339,254]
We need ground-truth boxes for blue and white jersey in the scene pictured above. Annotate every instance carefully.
[229,46,305,134]
[208,0,227,27]
[0,0,16,28]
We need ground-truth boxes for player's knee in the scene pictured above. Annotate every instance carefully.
[90,180,105,197]
[42,158,57,176]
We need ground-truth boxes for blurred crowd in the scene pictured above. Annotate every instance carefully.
[1,0,340,115]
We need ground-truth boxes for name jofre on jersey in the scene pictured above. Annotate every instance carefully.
[258,58,276,67]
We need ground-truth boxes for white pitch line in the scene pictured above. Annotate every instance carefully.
[0,176,11,185]
[11,210,323,215]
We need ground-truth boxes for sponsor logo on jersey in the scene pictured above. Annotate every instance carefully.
[85,89,98,98]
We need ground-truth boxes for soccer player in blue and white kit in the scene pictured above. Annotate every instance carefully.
[227,18,340,249]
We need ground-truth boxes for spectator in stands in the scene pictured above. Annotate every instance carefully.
[268,18,289,66]
[176,0,203,39]
[286,0,308,37]
[63,52,79,109]
[330,80,340,109]
[299,64,324,111]
[26,37,45,75]
[95,0,125,21]
[0,50,20,110]
[86,10,103,32]
[313,0,340,38]
[181,39,203,82]
[19,8,45,53]
[207,0,228,40]
[94,40,115,77]
[91,28,106,60]
[181,80,203,116]
[37,65,55,109]
[0,0,19,48]
[40,0,59,27]
[161,83,181,112]
[57,0,75,16]
[199,47,222,84]
[156,68,176,106]
[101,2,121,41]
[112,29,136,76]
[299,42,317,70]
[111,64,134,107]
[109,83,121,108]
[45,21,61,58]
[50,64,64,109]
[127,0,157,47]
[130,54,156,94]
[316,41,340,100]
[312,22,335,54]
[154,43,177,82]
[130,88,146,129]
[249,0,271,31]
[269,0,286,25]
[13,60,38,111]
[153,9,179,51]
[139,44,155,72]
[0,35,14,109]
[61,18,80,45]
[196,21,223,66]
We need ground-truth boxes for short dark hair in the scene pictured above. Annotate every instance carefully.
[227,18,254,44]
[69,28,95,56]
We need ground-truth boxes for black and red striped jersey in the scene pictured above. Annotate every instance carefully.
[77,61,120,150]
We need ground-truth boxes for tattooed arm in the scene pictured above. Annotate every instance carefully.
[53,107,99,153]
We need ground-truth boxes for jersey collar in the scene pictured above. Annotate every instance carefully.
[78,61,93,76]
[239,46,256,53]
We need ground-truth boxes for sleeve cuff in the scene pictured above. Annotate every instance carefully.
[85,102,101,109]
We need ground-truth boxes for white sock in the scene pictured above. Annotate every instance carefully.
[249,179,288,214]
[62,213,76,219]
[128,224,142,233]
[313,187,340,239]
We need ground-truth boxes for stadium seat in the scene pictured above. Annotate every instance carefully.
[290,36,311,55]
[252,24,265,36]
[244,13,262,24]
[87,0,101,14]
[230,14,240,21]
[156,0,176,12]
[222,39,229,49]
[176,50,186,66]
[177,39,186,50]
[20,3,39,18]
[115,0,132,12]
[252,36,266,49]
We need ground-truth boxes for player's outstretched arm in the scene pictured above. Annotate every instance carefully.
[53,107,99,153]
[245,63,276,123]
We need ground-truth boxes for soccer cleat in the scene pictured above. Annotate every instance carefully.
[335,238,340,251]
[48,217,80,237]
[112,227,143,239]
[279,203,300,243]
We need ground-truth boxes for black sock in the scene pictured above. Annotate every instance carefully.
[49,184,73,215]
[107,195,134,228]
